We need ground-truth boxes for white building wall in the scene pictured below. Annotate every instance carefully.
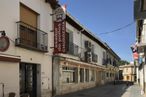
[82,34,106,65]
[139,68,144,87]
[66,23,81,46]
[139,20,146,92]
[65,21,106,67]
[0,62,19,97]
[141,20,146,43]
[0,0,53,97]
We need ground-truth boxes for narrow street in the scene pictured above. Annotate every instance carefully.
[55,84,144,97]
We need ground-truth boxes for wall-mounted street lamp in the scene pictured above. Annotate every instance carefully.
[0,30,10,52]
[0,30,6,36]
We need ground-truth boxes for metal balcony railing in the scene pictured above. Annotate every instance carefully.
[67,42,79,56]
[15,21,48,52]
[92,53,98,63]
[102,59,108,66]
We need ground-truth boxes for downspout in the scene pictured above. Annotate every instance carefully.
[143,47,146,93]
[80,29,84,59]
[0,83,4,97]
[52,56,54,97]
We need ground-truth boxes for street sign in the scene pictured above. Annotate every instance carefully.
[53,6,66,54]
[133,52,139,60]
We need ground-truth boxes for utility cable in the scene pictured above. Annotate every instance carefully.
[98,21,135,35]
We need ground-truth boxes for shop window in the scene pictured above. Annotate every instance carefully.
[127,76,129,80]
[80,68,84,82]
[91,70,95,81]
[110,73,112,77]
[85,69,89,82]
[106,73,109,77]
[101,72,105,80]
[62,66,78,83]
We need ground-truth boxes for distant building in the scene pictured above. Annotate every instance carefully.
[119,64,135,82]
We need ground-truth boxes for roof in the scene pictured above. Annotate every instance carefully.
[119,64,135,68]
[104,43,121,60]
[49,2,121,60]
[66,12,107,50]
[66,13,121,60]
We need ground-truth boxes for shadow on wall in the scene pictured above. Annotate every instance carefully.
[54,81,133,97]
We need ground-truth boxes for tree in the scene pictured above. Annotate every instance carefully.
[119,60,130,66]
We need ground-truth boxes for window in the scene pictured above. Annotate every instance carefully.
[90,70,95,81]
[20,3,38,27]
[127,76,129,80]
[103,52,106,59]
[106,72,109,77]
[85,69,89,82]
[91,45,95,53]
[101,72,105,80]
[20,4,38,47]
[126,68,128,72]
[80,68,84,82]
[62,66,78,83]
[142,0,146,11]
[66,32,70,52]
[110,73,112,77]
[66,32,78,56]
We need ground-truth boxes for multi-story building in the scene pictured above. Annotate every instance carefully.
[52,12,120,96]
[0,0,57,97]
[119,64,135,82]
[134,0,146,94]
[0,0,120,97]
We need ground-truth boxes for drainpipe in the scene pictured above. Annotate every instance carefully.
[134,60,137,82]
[0,83,4,97]
[143,47,146,93]
[143,62,145,93]
[80,29,84,55]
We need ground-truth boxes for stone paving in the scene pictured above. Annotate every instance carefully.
[55,84,144,97]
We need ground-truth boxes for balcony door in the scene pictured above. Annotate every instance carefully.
[66,32,73,53]
[20,4,38,47]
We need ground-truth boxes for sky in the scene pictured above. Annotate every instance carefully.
[59,0,136,62]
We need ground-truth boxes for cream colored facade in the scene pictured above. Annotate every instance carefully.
[119,64,135,82]
[0,0,120,97]
[52,13,120,96]
[0,0,55,97]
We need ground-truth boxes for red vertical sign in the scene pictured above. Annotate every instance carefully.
[53,6,66,54]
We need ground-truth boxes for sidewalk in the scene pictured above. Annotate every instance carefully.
[122,84,144,97]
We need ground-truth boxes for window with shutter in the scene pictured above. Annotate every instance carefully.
[20,4,38,47]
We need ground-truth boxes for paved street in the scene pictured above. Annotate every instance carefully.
[55,84,144,97]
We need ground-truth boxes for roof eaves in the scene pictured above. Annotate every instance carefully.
[66,12,107,49]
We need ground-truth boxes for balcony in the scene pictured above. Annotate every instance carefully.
[102,59,108,66]
[66,42,79,56]
[92,53,98,63]
[15,21,48,52]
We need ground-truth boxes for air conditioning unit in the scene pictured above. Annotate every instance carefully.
[15,38,20,46]
[79,52,85,61]
[92,53,98,63]
[85,41,92,49]
[44,46,48,51]
[85,51,92,63]
[39,44,48,51]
